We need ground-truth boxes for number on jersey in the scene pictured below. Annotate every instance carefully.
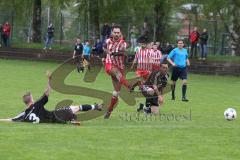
[29,113,40,123]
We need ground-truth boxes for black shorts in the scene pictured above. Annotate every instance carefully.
[171,67,187,81]
[53,106,77,123]
[74,55,83,63]
[146,96,159,107]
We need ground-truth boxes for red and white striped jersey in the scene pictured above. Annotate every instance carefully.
[150,49,163,67]
[134,48,152,71]
[105,38,127,70]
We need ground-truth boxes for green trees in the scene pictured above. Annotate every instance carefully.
[0,0,239,55]
[229,0,240,56]
[32,0,42,42]
[201,0,240,55]
[0,0,174,43]
[154,0,172,42]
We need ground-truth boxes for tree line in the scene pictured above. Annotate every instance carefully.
[0,0,239,55]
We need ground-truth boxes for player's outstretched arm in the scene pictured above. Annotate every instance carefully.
[153,85,164,105]
[45,70,52,97]
[0,118,13,122]
[2,112,26,122]
[131,55,138,70]
[70,120,81,126]
[153,85,162,96]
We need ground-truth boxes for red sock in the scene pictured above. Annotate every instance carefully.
[108,96,118,112]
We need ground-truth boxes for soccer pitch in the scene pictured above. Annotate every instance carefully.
[0,59,239,160]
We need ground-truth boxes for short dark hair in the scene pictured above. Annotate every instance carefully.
[177,39,184,43]
[137,36,149,44]
[161,62,168,65]
[112,24,121,30]
[160,59,169,66]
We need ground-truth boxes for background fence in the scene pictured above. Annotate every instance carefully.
[0,11,233,55]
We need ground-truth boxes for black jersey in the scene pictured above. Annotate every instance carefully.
[47,26,54,38]
[75,43,83,55]
[144,71,168,94]
[12,94,55,123]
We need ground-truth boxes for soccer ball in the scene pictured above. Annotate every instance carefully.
[224,108,237,121]
[145,87,154,95]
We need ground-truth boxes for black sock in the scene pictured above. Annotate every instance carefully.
[139,103,144,110]
[171,84,176,98]
[182,85,187,98]
[79,105,95,111]
[144,107,151,114]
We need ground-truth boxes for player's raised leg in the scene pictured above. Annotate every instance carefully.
[110,67,131,90]
[54,104,103,125]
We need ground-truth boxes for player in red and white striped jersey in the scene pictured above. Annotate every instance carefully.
[104,39,126,70]
[150,43,163,71]
[134,48,152,71]
[103,25,131,119]
[131,36,152,81]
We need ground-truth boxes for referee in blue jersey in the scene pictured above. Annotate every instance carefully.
[167,39,190,102]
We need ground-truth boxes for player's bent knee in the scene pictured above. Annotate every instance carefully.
[151,107,159,115]
[112,90,120,98]
[159,99,164,106]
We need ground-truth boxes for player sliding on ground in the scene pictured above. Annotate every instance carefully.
[0,71,103,125]
[131,63,169,114]
[102,25,132,119]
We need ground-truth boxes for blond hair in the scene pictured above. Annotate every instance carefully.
[23,92,32,105]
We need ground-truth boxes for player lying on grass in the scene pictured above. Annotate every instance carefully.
[0,71,103,125]
[131,63,169,114]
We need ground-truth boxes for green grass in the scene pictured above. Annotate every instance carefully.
[0,59,240,160]
[207,55,240,63]
[11,42,73,52]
